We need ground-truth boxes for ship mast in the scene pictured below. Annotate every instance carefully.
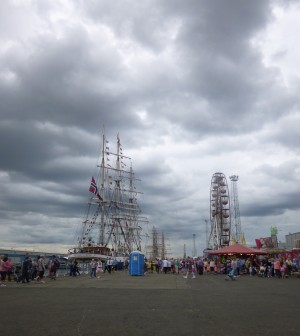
[114,134,122,252]
[99,133,106,246]
[75,132,148,257]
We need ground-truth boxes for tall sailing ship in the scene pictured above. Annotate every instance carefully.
[68,133,148,261]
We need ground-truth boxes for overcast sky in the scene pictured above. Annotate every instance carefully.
[1,0,300,257]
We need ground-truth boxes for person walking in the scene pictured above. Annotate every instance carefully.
[72,260,80,276]
[96,259,103,278]
[48,255,60,280]
[183,258,196,279]
[0,256,9,285]
[197,259,204,275]
[280,262,287,279]
[162,258,168,274]
[31,258,38,280]
[106,257,113,274]
[174,259,180,274]
[231,258,238,276]
[90,259,97,278]
[155,259,160,273]
[274,259,281,278]
[36,255,46,282]
[21,256,31,283]
[209,259,216,274]
[5,258,13,282]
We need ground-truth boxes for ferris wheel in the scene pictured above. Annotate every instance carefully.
[208,172,231,249]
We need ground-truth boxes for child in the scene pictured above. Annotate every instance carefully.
[280,263,286,279]
[96,260,103,278]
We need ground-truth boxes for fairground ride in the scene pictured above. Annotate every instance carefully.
[208,172,231,249]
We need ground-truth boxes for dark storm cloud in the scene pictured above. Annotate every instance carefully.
[257,160,300,182]
[0,26,134,130]
[76,0,296,139]
[157,1,299,139]
[0,120,95,180]
[79,0,175,51]
[242,190,300,217]
[1,0,299,253]
[264,113,300,151]
[239,159,300,218]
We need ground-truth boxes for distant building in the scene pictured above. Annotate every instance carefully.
[285,232,300,250]
[0,248,67,265]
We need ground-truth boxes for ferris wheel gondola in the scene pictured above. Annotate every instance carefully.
[209,172,231,249]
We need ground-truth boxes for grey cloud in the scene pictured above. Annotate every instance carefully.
[0,0,299,254]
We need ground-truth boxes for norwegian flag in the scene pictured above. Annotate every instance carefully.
[89,177,98,194]
[89,177,103,201]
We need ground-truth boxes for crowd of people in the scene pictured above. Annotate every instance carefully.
[143,255,300,280]
[1,253,299,286]
[67,257,129,278]
[0,254,60,286]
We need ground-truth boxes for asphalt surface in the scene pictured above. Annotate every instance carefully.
[1,271,299,336]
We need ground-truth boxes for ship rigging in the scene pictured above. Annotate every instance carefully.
[69,133,148,260]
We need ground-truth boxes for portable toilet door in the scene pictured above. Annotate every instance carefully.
[129,251,144,276]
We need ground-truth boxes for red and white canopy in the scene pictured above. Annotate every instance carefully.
[208,243,268,255]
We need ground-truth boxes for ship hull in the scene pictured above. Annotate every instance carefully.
[67,246,127,262]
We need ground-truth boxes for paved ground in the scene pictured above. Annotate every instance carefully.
[1,271,299,336]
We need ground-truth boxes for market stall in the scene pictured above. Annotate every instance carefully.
[208,243,268,256]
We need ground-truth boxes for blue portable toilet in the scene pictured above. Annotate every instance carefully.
[129,251,144,276]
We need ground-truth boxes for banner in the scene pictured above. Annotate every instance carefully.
[255,237,275,249]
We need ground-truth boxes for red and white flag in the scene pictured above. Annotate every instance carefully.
[89,177,103,201]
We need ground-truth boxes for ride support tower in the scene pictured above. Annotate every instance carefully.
[229,175,242,244]
[192,234,197,257]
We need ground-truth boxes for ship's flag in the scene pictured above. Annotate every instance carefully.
[89,177,103,201]
[89,177,98,194]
